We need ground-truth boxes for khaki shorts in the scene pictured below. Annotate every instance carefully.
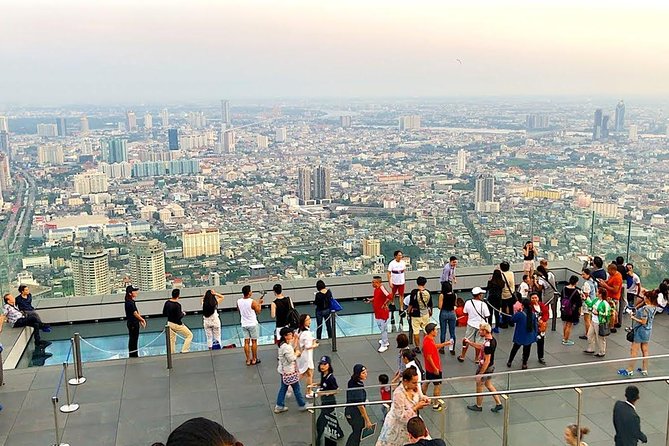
[411,314,431,333]
[463,325,484,344]
[523,260,535,271]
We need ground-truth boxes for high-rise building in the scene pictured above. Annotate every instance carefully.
[0,153,11,190]
[456,149,467,175]
[131,159,200,178]
[73,171,109,194]
[144,112,153,130]
[0,116,8,132]
[341,115,352,128]
[37,123,58,137]
[126,111,138,132]
[601,115,610,139]
[160,108,169,127]
[615,100,625,131]
[0,131,9,155]
[297,167,312,204]
[361,238,381,257]
[526,114,550,130]
[99,161,132,179]
[593,109,603,140]
[399,115,421,131]
[182,228,220,258]
[257,135,269,149]
[475,174,495,203]
[107,138,128,163]
[221,100,230,128]
[129,239,166,291]
[168,129,179,150]
[71,245,111,296]
[628,124,638,142]
[188,111,206,129]
[56,117,67,137]
[79,116,89,134]
[275,127,287,143]
[222,130,235,153]
[313,165,331,201]
[209,272,221,286]
[37,145,64,165]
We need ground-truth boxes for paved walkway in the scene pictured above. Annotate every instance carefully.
[1,312,668,446]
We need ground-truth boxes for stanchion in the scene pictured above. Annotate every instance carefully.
[59,363,79,413]
[51,396,70,446]
[165,324,173,369]
[68,336,86,385]
[330,312,337,353]
[501,394,510,446]
[575,388,583,446]
[0,349,4,386]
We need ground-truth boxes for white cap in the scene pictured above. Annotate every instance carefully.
[472,287,486,295]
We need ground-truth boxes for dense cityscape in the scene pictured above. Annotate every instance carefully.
[0,98,668,299]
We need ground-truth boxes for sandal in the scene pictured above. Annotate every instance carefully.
[246,360,252,366]
[251,359,261,365]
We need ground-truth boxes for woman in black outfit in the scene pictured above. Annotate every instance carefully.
[314,280,333,340]
[345,364,372,446]
[271,283,291,342]
[438,281,457,355]
[486,269,505,331]
[124,285,146,358]
[314,355,341,445]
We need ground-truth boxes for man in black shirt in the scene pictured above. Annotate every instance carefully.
[465,323,503,413]
[163,289,193,353]
[125,285,146,358]
[16,285,51,332]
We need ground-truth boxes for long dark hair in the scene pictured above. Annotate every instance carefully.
[202,290,217,317]
[490,269,505,287]
[278,326,293,346]
[522,298,534,333]
[298,314,310,332]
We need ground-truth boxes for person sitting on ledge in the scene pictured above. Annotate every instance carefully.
[0,293,52,357]
[16,284,50,332]
[152,417,242,446]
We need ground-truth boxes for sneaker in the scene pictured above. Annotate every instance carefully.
[578,335,588,340]
[492,327,500,334]
[450,349,456,356]
[378,345,388,353]
[274,406,288,414]
[617,369,633,377]
[610,328,618,333]
[298,405,308,412]
[491,404,504,413]
[305,393,314,399]
[583,350,594,354]
[562,340,575,346]
[640,370,648,376]
[538,358,546,365]
[466,404,482,412]
[614,323,622,328]
[594,353,605,358]
[457,356,465,363]
[432,403,444,411]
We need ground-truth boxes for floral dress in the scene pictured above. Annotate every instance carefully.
[375,385,421,446]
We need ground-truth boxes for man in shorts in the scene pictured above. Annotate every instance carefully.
[457,287,490,363]
[465,323,503,413]
[387,250,407,330]
[237,285,263,365]
[407,276,432,352]
[422,322,452,411]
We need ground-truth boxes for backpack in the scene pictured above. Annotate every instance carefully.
[560,288,578,316]
[285,296,300,330]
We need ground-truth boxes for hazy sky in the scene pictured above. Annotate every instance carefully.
[1,0,668,104]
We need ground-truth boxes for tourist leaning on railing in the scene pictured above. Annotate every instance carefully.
[124,285,145,358]
[202,289,224,349]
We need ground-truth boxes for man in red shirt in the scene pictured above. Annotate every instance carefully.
[598,263,623,330]
[368,276,393,352]
[422,322,452,411]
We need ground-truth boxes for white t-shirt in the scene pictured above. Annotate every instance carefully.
[388,260,407,285]
[627,273,641,295]
[464,298,490,329]
[237,298,258,328]
[519,282,530,298]
[297,330,315,373]
[405,360,422,382]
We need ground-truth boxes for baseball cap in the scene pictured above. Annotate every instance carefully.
[126,285,139,293]
[353,364,366,375]
[472,286,486,295]
[319,355,331,365]
[425,322,438,334]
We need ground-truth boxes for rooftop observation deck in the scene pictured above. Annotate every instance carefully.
[1,260,668,446]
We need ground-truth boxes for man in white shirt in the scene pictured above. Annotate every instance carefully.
[387,250,407,330]
[625,264,642,308]
[457,287,490,363]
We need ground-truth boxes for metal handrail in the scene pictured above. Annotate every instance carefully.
[309,375,669,410]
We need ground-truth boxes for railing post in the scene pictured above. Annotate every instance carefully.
[311,401,318,446]
[501,394,510,446]
[68,335,86,385]
[575,388,583,446]
[0,348,4,386]
[59,363,79,413]
[551,294,558,332]
[665,380,669,446]
[589,210,595,255]
[331,312,337,353]
[165,324,173,369]
[51,396,70,446]
[626,220,632,263]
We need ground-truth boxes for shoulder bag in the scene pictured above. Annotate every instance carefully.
[501,273,521,301]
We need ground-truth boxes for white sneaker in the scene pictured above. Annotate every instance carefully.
[379,339,384,344]
[274,406,288,414]
[378,345,389,353]
[305,393,314,399]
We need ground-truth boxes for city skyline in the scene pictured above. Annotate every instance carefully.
[1,0,669,104]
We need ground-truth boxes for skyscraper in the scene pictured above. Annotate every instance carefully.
[601,115,610,139]
[361,238,381,257]
[107,138,128,163]
[399,115,421,130]
[629,124,638,142]
[56,117,67,137]
[37,123,58,137]
[615,100,625,131]
[129,239,166,291]
[456,149,467,175]
[0,131,8,155]
[221,100,230,128]
[0,116,8,132]
[79,116,89,134]
[182,228,221,258]
[313,165,331,201]
[168,129,179,150]
[160,108,169,127]
[275,127,287,143]
[73,171,109,194]
[341,115,352,128]
[0,153,11,190]
[257,135,269,149]
[144,112,153,130]
[593,109,603,141]
[71,245,111,296]
[222,130,235,153]
[297,167,312,204]
[475,174,494,203]
[126,111,138,132]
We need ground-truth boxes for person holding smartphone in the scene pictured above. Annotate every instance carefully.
[345,364,372,446]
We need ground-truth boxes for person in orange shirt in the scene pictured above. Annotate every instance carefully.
[597,263,623,331]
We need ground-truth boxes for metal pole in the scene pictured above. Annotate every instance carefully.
[311,401,317,446]
[590,210,595,255]
[664,380,669,446]
[69,335,86,385]
[51,396,70,446]
[626,220,632,263]
[551,294,558,332]
[0,349,4,386]
[59,363,79,413]
[165,324,173,369]
[331,312,337,353]
[507,372,511,392]
[501,394,510,446]
[575,388,583,446]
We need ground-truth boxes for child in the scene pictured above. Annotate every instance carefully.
[378,373,391,419]
[455,297,468,327]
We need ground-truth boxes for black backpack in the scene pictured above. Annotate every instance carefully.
[285,296,300,330]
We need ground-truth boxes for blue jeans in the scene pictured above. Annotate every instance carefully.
[276,377,306,408]
[316,308,333,340]
[439,310,456,345]
[375,318,389,345]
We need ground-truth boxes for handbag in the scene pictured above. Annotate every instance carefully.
[626,327,637,343]
[330,297,343,312]
[282,363,300,385]
[598,323,611,337]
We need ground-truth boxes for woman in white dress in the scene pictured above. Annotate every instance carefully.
[297,314,319,399]
[375,367,430,446]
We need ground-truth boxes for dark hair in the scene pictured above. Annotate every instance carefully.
[378,373,389,384]
[523,241,532,248]
[449,256,458,262]
[616,256,625,265]
[490,269,505,287]
[407,416,428,439]
[528,291,540,300]
[625,385,640,402]
[125,290,134,301]
[396,333,409,349]
[416,276,427,286]
[18,284,27,293]
[273,283,282,294]
[592,256,603,268]
[316,280,326,291]
[644,289,659,306]
[159,417,240,446]
[536,265,548,278]
[627,263,634,269]
[499,261,510,272]
[568,275,579,285]
[597,287,608,298]
[372,275,383,282]
[522,274,529,281]
[401,367,418,382]
[241,285,251,297]
[202,290,217,317]
[393,250,402,257]
[319,361,333,376]
[401,349,424,376]
[582,268,591,276]
[278,326,293,346]
[351,364,366,381]
[522,298,534,333]
[2,293,11,303]
[659,282,668,296]
[455,296,465,307]
[565,424,590,442]
[171,289,180,298]
[298,313,310,332]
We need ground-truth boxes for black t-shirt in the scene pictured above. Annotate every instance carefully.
[125,299,138,320]
[482,337,497,368]
[274,297,290,327]
[346,379,366,404]
[441,291,456,312]
[319,373,338,406]
[314,289,333,311]
[523,249,535,261]
[591,268,607,282]
[163,300,183,325]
